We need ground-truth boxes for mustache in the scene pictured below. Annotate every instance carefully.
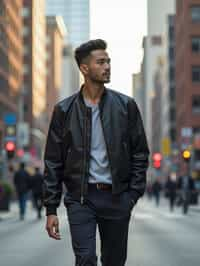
[103,71,110,75]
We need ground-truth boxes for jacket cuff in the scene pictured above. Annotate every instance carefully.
[46,205,57,216]
[129,189,141,204]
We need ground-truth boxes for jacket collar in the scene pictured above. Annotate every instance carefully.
[77,85,108,112]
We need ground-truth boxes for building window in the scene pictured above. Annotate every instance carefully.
[22,27,29,36]
[191,36,200,53]
[24,104,28,113]
[170,128,176,142]
[169,67,175,80]
[46,36,51,44]
[23,46,29,55]
[151,36,162,46]
[194,150,200,160]
[0,2,5,16]
[191,6,200,22]
[192,96,200,113]
[170,107,176,120]
[193,127,200,134]
[169,47,174,59]
[192,66,200,82]
[169,26,174,41]
[23,64,29,74]
[21,7,30,17]
[169,87,175,101]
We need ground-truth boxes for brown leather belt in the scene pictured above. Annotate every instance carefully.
[88,183,112,191]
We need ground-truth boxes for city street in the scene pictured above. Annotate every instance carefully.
[1,1,200,265]
[0,198,199,266]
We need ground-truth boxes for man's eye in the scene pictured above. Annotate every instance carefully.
[97,60,110,64]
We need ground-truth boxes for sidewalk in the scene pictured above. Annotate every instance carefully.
[190,203,200,212]
[143,195,200,213]
[0,200,45,221]
[0,201,18,221]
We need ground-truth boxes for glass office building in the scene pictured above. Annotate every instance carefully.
[46,0,90,47]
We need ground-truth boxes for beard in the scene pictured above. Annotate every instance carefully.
[89,72,110,84]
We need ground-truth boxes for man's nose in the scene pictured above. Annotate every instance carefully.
[105,62,110,70]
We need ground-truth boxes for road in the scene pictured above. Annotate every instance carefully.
[0,198,199,266]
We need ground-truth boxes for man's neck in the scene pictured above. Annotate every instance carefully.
[82,83,104,105]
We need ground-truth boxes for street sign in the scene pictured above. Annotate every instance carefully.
[181,127,192,137]
[161,137,171,156]
[3,113,17,125]
[181,127,193,150]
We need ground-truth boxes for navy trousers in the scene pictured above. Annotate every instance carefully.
[65,185,134,266]
[18,193,28,220]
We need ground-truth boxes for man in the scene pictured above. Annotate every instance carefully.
[165,174,177,212]
[43,39,149,266]
[30,167,43,219]
[177,162,195,214]
[14,162,30,220]
[152,178,162,207]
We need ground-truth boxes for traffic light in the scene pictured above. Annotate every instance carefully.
[153,153,162,169]
[182,149,191,162]
[5,125,16,139]
[5,141,16,160]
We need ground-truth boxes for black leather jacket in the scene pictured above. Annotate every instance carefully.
[43,88,149,215]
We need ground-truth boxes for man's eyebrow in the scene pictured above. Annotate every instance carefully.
[96,58,111,62]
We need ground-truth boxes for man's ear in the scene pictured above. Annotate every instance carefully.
[80,64,89,75]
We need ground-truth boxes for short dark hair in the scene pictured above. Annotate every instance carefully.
[74,39,107,67]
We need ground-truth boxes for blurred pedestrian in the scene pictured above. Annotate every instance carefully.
[14,162,30,220]
[165,174,177,212]
[30,167,43,219]
[177,167,195,214]
[43,39,149,266]
[146,180,153,200]
[152,178,162,207]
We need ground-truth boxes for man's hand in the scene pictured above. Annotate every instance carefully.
[46,215,61,240]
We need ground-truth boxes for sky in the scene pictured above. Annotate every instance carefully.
[90,0,147,96]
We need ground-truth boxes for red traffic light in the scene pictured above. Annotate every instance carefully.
[5,141,16,160]
[152,152,162,169]
[5,141,16,151]
[153,153,162,161]
[153,160,161,169]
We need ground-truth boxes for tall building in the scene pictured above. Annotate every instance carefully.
[46,0,90,47]
[148,0,175,36]
[46,0,84,98]
[22,0,46,157]
[60,44,80,100]
[132,72,145,119]
[145,0,175,149]
[143,34,163,147]
[46,16,66,125]
[0,0,23,158]
[167,15,176,146]
[140,37,148,128]
[151,57,164,154]
[176,0,200,176]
